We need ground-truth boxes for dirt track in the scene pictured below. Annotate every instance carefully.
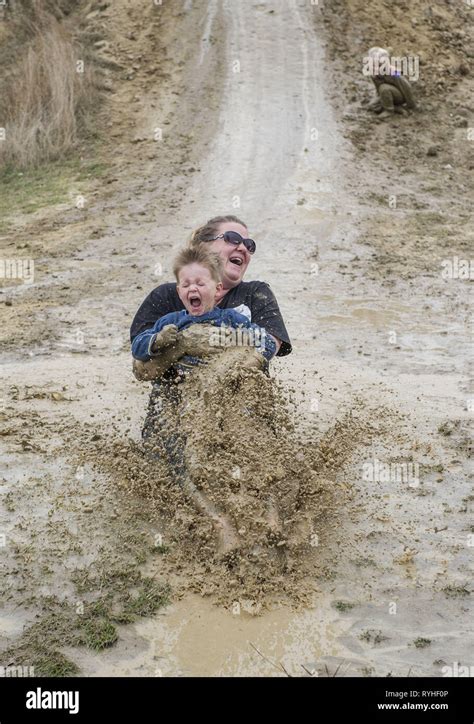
[1,0,472,676]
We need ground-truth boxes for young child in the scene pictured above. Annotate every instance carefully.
[366,47,417,119]
[131,246,276,374]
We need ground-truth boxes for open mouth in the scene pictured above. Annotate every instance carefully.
[189,294,202,309]
[229,255,243,266]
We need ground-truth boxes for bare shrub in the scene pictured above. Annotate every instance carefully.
[0,2,97,169]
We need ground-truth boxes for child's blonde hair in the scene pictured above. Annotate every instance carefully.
[173,246,223,285]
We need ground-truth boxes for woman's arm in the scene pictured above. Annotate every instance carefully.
[247,282,291,356]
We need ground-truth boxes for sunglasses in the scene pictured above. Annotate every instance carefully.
[208,230,256,255]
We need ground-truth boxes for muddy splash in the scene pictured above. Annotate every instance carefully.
[81,347,380,610]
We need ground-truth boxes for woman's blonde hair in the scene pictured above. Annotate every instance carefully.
[188,215,248,248]
[173,246,223,284]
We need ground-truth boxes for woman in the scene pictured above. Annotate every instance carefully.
[131,215,291,368]
[130,214,292,448]
[130,216,292,552]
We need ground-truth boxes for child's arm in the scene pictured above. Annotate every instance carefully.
[131,312,181,362]
[149,324,179,354]
[132,325,234,382]
[132,323,179,361]
[132,335,184,381]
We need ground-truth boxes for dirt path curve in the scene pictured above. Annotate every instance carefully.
[1,0,471,677]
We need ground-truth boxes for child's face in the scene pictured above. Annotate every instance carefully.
[177,263,223,316]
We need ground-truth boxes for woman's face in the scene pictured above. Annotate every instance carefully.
[206,221,252,287]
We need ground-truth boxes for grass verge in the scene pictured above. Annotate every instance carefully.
[0,155,107,234]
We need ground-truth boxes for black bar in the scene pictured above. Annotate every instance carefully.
[0,676,471,722]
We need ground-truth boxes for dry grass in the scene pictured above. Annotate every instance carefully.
[0,1,97,169]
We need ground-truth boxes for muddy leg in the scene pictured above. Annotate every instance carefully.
[266,494,283,536]
[377,84,404,119]
[180,477,241,555]
[142,381,186,478]
[144,378,240,554]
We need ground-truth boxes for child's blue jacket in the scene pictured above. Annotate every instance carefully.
[131,307,276,362]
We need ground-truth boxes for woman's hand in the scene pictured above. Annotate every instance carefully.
[228,347,266,373]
